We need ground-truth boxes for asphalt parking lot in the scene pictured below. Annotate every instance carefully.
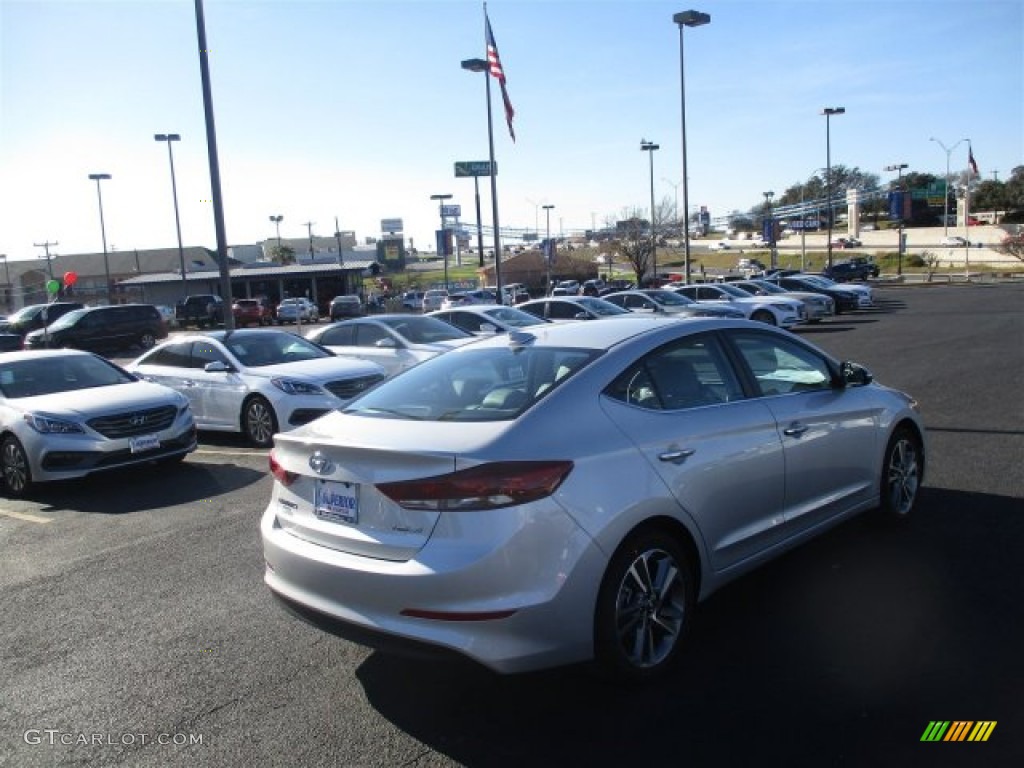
[1,282,1022,767]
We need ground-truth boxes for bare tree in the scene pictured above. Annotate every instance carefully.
[995,234,1024,264]
[610,217,653,286]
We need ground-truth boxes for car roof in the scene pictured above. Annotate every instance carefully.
[0,348,98,363]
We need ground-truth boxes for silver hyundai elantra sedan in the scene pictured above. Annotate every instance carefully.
[261,317,925,681]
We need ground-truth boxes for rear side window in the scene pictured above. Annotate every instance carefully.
[605,334,742,410]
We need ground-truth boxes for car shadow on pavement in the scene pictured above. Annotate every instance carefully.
[353,485,1023,766]
[28,460,266,514]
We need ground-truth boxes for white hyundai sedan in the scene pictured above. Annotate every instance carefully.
[127,330,386,447]
[262,317,925,681]
[0,350,197,497]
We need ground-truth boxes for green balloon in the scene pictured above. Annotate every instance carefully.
[46,279,60,294]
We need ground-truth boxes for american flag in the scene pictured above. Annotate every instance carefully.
[968,146,979,176]
[486,12,515,142]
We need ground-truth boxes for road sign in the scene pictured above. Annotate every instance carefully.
[440,205,461,218]
[454,161,496,177]
[380,218,403,233]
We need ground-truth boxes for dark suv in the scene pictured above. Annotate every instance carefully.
[23,304,167,352]
[0,302,84,337]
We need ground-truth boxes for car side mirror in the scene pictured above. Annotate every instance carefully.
[479,323,498,334]
[374,338,397,348]
[840,361,873,387]
[204,360,233,373]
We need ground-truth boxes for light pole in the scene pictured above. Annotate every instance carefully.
[884,163,909,275]
[929,137,968,237]
[154,133,188,300]
[822,106,845,269]
[88,173,113,304]
[303,221,315,261]
[542,204,555,294]
[674,9,711,285]
[430,193,453,291]
[461,56,504,298]
[269,215,283,249]
[763,190,775,269]
[641,140,660,284]
[526,198,541,238]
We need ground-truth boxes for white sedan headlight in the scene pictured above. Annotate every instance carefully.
[271,377,325,396]
[24,413,85,434]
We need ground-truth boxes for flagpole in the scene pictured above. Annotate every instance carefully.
[483,4,503,298]
[964,141,972,281]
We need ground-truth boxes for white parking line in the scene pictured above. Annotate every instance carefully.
[193,448,268,457]
[0,509,52,524]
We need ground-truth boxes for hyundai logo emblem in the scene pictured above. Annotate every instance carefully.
[309,451,334,475]
[130,413,148,427]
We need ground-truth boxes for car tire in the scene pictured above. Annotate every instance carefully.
[1,435,33,498]
[139,332,157,349]
[751,309,776,325]
[242,395,278,449]
[879,427,922,518]
[594,526,695,683]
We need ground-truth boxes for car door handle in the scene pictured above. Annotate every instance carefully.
[783,423,809,437]
[658,449,695,463]
[182,379,197,388]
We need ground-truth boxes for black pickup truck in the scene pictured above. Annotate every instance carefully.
[175,294,225,328]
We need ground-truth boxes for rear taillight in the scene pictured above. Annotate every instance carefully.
[269,451,297,487]
[377,461,573,511]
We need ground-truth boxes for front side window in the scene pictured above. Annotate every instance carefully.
[730,332,833,396]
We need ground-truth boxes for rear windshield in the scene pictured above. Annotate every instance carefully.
[344,345,599,421]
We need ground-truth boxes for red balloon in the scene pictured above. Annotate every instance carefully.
[64,271,78,286]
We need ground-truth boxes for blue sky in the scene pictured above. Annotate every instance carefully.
[1,0,1021,261]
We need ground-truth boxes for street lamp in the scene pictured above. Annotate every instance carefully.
[884,163,909,275]
[821,106,845,269]
[430,193,453,291]
[641,140,660,284]
[269,214,283,249]
[154,133,188,300]
[673,9,711,285]
[461,56,504,298]
[88,173,113,304]
[929,137,968,237]
[542,204,555,294]
[763,190,775,268]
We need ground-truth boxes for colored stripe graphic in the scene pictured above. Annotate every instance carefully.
[921,720,996,742]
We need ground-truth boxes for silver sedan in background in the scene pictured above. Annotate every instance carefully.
[305,315,478,378]
[262,317,925,682]
[126,330,386,447]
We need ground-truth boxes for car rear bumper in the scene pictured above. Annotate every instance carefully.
[261,498,606,674]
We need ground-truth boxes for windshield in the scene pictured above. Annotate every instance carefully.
[645,290,695,306]
[376,315,473,343]
[218,332,332,367]
[6,305,43,323]
[0,355,134,398]
[344,346,600,422]
[576,297,631,316]
[481,307,548,327]
[748,281,785,294]
[46,308,90,330]
[718,284,754,298]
